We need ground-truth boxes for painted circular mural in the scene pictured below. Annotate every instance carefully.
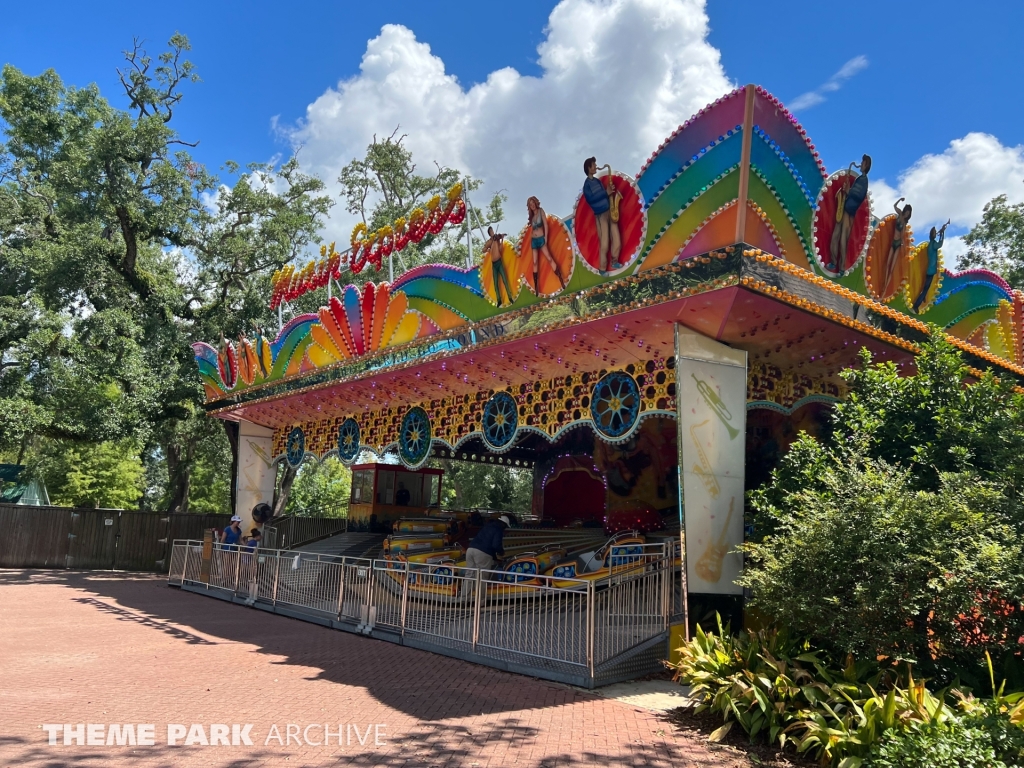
[285,426,306,467]
[811,169,873,277]
[482,391,519,450]
[399,406,432,468]
[517,213,575,297]
[590,372,641,440]
[337,418,361,464]
[573,172,647,277]
[864,214,914,303]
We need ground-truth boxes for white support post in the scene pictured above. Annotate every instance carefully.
[235,421,276,536]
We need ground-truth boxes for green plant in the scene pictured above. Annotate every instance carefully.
[670,617,973,766]
[953,654,1024,765]
[741,444,1024,683]
[867,721,1006,768]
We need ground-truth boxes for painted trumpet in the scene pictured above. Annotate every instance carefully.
[689,420,720,499]
[692,373,740,440]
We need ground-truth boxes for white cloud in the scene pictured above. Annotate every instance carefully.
[280,2,1022,270]
[789,55,868,112]
[283,0,732,247]
[873,132,1024,250]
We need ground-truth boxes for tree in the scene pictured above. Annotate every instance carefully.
[741,443,1024,682]
[0,35,332,513]
[39,440,146,509]
[336,129,505,284]
[959,193,1024,290]
[286,456,351,518]
[760,333,1024,507]
[435,460,533,513]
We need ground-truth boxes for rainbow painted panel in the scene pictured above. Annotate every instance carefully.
[749,134,815,243]
[392,263,484,297]
[641,135,743,257]
[639,170,740,271]
[750,88,827,200]
[637,87,746,203]
[746,173,812,269]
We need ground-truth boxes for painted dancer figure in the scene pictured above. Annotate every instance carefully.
[527,197,567,290]
[485,226,514,307]
[883,197,913,294]
[913,219,949,313]
[828,154,872,274]
[583,157,622,274]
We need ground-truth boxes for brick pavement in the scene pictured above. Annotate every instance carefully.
[0,570,747,767]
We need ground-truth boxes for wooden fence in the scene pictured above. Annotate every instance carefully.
[0,504,232,572]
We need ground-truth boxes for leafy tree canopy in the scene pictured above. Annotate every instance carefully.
[959,193,1024,290]
[0,34,332,513]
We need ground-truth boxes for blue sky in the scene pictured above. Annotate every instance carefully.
[3,0,1023,252]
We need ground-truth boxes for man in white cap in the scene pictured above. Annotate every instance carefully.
[221,515,244,550]
[465,515,511,571]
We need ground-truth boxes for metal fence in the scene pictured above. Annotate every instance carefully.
[168,540,673,687]
[269,515,348,549]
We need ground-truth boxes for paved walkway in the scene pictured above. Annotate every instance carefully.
[0,570,745,767]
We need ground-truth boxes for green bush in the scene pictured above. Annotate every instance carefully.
[867,721,1005,768]
[740,444,1024,683]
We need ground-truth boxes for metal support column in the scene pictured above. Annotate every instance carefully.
[586,581,596,680]
[336,556,347,620]
[399,560,410,636]
[271,553,281,606]
[471,568,483,652]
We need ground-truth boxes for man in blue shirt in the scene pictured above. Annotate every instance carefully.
[465,515,511,571]
[583,157,622,274]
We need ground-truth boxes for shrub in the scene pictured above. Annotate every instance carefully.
[672,622,1024,767]
[740,444,1024,683]
[670,617,950,765]
[866,721,1006,768]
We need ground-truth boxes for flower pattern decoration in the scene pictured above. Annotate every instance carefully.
[482,391,519,450]
[286,427,306,467]
[337,418,361,464]
[591,371,641,440]
[399,407,432,468]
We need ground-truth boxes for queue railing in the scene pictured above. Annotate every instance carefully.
[168,539,672,685]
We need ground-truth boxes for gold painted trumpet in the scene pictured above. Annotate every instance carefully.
[689,420,720,499]
[692,373,740,440]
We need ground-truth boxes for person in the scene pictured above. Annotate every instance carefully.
[526,197,567,291]
[486,226,514,307]
[465,514,511,571]
[828,154,871,275]
[582,157,622,274]
[221,515,243,550]
[242,529,262,605]
[395,482,411,507]
[882,197,913,294]
[245,528,262,552]
[913,219,949,312]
